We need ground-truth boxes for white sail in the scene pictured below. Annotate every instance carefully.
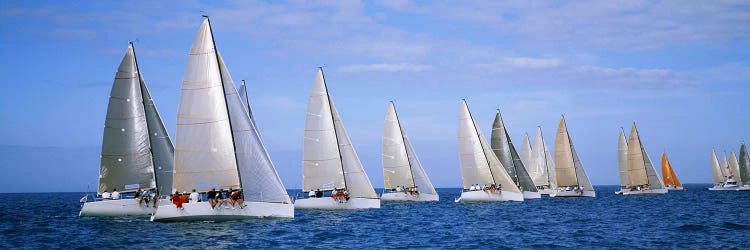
[382,103,415,189]
[303,69,377,199]
[403,133,438,195]
[554,116,593,190]
[710,149,724,184]
[457,101,520,193]
[521,133,537,182]
[730,150,741,183]
[218,55,290,203]
[98,45,156,194]
[532,127,555,187]
[722,152,730,178]
[626,124,663,189]
[303,70,345,191]
[617,128,628,187]
[173,19,239,192]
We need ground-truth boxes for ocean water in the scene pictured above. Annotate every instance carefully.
[1,184,749,249]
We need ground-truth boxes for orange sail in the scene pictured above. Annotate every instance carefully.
[661,152,682,187]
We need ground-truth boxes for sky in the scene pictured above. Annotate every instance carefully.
[1,0,749,192]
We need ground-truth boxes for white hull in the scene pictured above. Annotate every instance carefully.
[622,188,668,195]
[150,201,293,222]
[79,199,168,217]
[614,188,629,195]
[736,186,750,191]
[523,191,541,199]
[294,197,380,209]
[550,190,596,198]
[709,185,739,191]
[381,192,439,201]
[454,190,524,202]
[538,188,558,196]
[666,186,684,191]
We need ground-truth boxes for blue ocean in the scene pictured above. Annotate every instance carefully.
[1,184,748,249]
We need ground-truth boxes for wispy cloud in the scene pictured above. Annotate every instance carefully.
[337,63,433,73]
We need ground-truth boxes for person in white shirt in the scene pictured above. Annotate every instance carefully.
[189,189,200,203]
[101,190,112,200]
[111,189,121,200]
[395,186,403,192]
[469,185,476,191]
[308,190,316,198]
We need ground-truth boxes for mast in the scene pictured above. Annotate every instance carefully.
[205,16,244,192]
[321,67,347,189]
[130,42,158,189]
[464,100,496,184]
[392,101,417,188]
[241,80,254,119]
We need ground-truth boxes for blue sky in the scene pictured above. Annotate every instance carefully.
[1,0,749,192]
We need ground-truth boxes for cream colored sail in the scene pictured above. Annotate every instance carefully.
[532,127,556,187]
[173,19,240,192]
[722,152,730,178]
[457,101,520,193]
[626,124,664,189]
[710,149,724,184]
[730,150,741,183]
[382,103,414,189]
[554,116,593,190]
[618,128,629,187]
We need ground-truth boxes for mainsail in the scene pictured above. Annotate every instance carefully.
[173,18,290,203]
[382,102,437,195]
[98,44,173,195]
[554,116,594,190]
[457,101,520,193]
[303,69,377,199]
[710,149,724,184]
[626,124,664,189]
[532,127,556,188]
[739,143,750,185]
[521,133,534,172]
[729,150,741,183]
[617,128,628,188]
[661,153,682,187]
[491,112,537,192]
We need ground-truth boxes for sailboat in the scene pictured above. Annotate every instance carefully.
[531,127,557,195]
[151,17,293,221]
[709,148,738,191]
[550,116,595,197]
[729,150,741,186]
[615,128,629,195]
[80,43,174,217]
[622,123,667,195]
[380,102,439,201]
[661,152,683,191]
[491,111,540,199]
[737,143,750,191]
[455,100,523,202]
[294,68,380,209]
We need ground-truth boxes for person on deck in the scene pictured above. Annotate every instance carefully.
[315,189,323,198]
[231,189,245,208]
[101,190,112,200]
[151,189,159,207]
[135,188,143,206]
[469,185,476,191]
[207,188,217,209]
[111,189,120,200]
[343,188,350,201]
[171,191,183,209]
[309,189,316,198]
[189,189,200,203]
[217,189,229,208]
[180,192,189,205]
[396,186,403,192]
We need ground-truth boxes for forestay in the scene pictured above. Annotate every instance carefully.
[99,45,156,194]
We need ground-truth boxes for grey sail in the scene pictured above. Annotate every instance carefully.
[98,45,156,194]
[139,74,174,196]
[617,128,628,187]
[490,111,538,192]
[218,54,290,203]
[740,143,750,185]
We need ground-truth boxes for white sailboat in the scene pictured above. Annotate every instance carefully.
[531,127,557,195]
[491,111,540,199]
[737,143,750,191]
[151,17,293,221]
[80,43,173,217]
[615,128,629,195]
[709,148,738,191]
[550,116,595,197]
[294,68,380,209]
[621,123,667,195]
[455,100,523,202]
[381,102,439,201]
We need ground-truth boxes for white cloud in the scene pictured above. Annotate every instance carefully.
[337,63,433,73]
